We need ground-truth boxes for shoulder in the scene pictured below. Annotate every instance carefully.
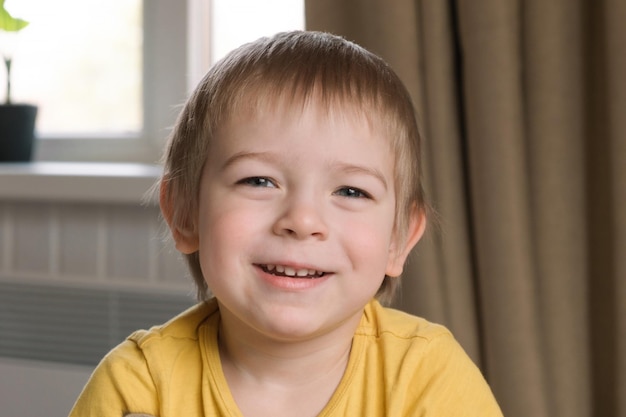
[87,299,218,382]
[357,299,452,342]
[69,300,220,416]
[69,338,158,415]
[357,300,481,378]
[128,299,219,348]
[356,300,467,372]
[352,300,503,416]
[121,299,220,385]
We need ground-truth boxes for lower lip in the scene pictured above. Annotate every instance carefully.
[256,266,331,291]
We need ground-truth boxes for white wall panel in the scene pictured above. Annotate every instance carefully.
[58,203,100,277]
[0,200,189,291]
[13,203,51,274]
[107,205,153,281]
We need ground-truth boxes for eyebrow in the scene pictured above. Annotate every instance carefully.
[332,162,389,191]
[220,151,280,172]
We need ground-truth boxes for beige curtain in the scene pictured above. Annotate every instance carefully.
[306,1,626,416]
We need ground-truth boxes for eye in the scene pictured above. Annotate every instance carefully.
[334,186,371,199]
[237,177,277,188]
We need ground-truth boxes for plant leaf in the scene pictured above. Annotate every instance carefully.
[0,5,29,32]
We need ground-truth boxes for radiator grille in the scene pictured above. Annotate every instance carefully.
[0,282,194,366]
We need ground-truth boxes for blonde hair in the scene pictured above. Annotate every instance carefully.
[161,31,426,304]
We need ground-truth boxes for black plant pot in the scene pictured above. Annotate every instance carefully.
[0,104,38,162]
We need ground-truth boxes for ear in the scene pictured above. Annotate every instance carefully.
[386,206,426,277]
[159,178,199,254]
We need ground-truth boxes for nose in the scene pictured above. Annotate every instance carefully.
[272,193,329,240]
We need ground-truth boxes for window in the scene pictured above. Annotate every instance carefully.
[211,0,304,63]
[2,0,303,163]
[188,0,305,97]
[5,0,142,136]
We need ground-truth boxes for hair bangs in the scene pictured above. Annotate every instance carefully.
[211,31,403,136]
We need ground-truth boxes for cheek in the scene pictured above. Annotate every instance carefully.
[196,205,258,274]
[202,210,252,243]
[339,214,395,270]
[198,189,263,240]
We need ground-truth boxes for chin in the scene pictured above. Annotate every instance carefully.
[257,312,327,341]
[254,304,362,344]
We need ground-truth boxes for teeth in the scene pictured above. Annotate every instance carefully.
[262,264,324,278]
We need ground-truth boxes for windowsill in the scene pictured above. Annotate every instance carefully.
[0,162,162,204]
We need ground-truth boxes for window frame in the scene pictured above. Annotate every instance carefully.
[34,0,189,163]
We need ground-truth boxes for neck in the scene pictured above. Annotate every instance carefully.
[217,307,360,388]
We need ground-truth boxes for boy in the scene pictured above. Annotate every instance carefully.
[70,31,502,416]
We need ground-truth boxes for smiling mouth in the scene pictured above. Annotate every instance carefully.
[259,264,328,279]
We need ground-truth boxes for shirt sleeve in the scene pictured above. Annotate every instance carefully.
[68,340,160,417]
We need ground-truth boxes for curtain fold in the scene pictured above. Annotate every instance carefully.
[306,1,625,416]
[521,2,590,415]
[606,1,626,415]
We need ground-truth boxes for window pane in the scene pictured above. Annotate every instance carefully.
[211,0,304,64]
[2,0,142,136]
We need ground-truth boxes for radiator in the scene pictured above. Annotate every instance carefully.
[0,200,195,366]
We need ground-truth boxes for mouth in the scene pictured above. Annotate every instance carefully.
[258,264,328,279]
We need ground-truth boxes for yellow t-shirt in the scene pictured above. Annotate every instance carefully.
[69,299,503,416]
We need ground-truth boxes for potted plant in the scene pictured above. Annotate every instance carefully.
[0,0,37,162]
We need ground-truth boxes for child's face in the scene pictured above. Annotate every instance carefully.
[177,101,417,342]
